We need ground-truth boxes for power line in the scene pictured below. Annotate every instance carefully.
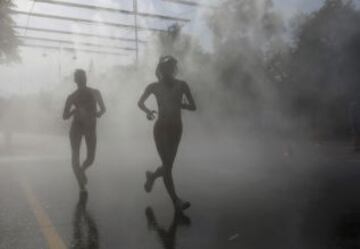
[20,43,129,56]
[11,10,169,33]
[15,25,147,43]
[17,35,137,51]
[33,0,191,23]
[162,0,215,8]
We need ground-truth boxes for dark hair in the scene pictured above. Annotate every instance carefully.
[156,55,178,80]
[74,69,87,85]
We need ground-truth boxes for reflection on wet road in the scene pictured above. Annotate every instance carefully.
[145,207,191,249]
[1,134,360,248]
[71,191,99,249]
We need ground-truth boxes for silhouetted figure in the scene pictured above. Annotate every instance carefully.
[145,207,191,249]
[138,56,196,211]
[63,69,106,191]
[71,191,99,249]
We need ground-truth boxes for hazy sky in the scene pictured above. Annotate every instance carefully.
[0,0,326,96]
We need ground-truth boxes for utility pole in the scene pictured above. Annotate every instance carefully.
[133,0,139,66]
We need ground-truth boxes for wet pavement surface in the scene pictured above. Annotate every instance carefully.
[1,133,360,249]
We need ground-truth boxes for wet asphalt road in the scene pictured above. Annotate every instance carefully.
[1,133,360,249]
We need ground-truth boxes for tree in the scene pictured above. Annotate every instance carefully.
[285,0,360,136]
[0,0,20,63]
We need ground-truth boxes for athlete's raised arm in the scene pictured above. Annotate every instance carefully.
[95,90,106,118]
[181,82,196,111]
[63,95,74,120]
[138,84,157,121]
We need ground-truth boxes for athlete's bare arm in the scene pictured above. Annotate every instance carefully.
[63,95,74,120]
[95,90,106,118]
[138,84,157,121]
[181,82,196,111]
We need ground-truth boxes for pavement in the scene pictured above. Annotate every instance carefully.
[1,132,360,249]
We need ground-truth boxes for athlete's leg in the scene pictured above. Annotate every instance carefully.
[82,127,97,171]
[162,123,190,210]
[153,121,167,179]
[152,166,164,179]
[70,124,85,190]
[162,124,182,204]
[145,121,167,192]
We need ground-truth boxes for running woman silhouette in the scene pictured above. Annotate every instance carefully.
[63,69,106,191]
[138,56,196,211]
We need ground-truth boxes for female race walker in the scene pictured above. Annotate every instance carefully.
[138,56,196,211]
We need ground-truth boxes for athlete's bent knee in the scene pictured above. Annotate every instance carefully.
[83,155,95,168]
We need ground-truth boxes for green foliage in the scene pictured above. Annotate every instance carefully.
[0,0,20,63]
